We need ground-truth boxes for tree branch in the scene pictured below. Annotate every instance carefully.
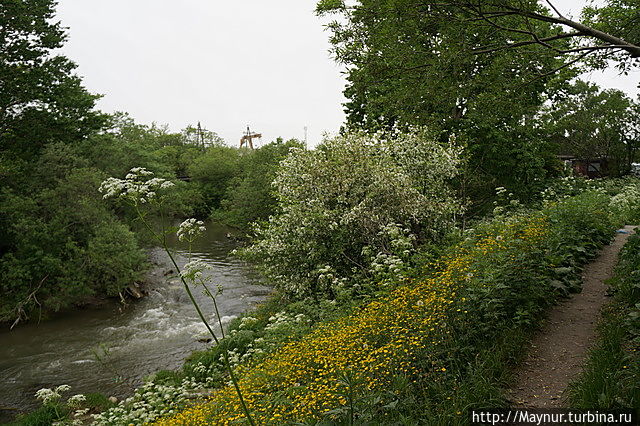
[516,51,594,89]
[472,32,580,55]
[429,1,640,58]
[544,0,565,19]
[496,3,640,58]
[557,45,629,54]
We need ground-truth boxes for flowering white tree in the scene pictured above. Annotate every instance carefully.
[241,128,464,297]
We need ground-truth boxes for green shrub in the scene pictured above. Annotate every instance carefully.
[609,181,640,225]
[213,138,303,229]
[240,128,464,298]
[187,146,241,213]
[8,405,62,426]
[0,166,148,323]
[87,221,147,296]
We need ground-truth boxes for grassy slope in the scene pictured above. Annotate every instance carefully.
[153,192,615,425]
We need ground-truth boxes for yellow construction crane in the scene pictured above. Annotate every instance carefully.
[239,126,262,149]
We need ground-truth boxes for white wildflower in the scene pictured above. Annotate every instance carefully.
[67,394,86,406]
[180,259,211,284]
[99,168,175,204]
[177,218,206,242]
[55,384,71,393]
[130,167,153,176]
[35,388,59,404]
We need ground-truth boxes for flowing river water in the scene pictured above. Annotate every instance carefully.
[0,222,270,421]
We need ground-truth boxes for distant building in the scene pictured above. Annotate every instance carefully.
[558,155,608,178]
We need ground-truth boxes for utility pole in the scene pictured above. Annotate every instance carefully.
[304,126,308,148]
[197,121,204,150]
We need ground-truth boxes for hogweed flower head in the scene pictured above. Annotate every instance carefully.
[35,388,58,404]
[55,384,71,393]
[180,259,211,284]
[35,384,71,405]
[99,167,175,204]
[177,218,206,242]
[67,394,87,413]
[67,394,86,407]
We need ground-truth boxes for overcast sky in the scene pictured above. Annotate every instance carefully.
[56,1,639,147]
[56,0,346,146]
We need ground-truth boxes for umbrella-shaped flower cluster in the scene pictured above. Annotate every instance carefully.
[99,167,175,204]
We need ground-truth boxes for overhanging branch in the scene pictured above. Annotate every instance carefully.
[472,32,581,55]
[426,1,640,59]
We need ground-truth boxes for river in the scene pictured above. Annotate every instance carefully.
[0,222,270,421]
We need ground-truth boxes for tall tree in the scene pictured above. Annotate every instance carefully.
[0,1,145,325]
[317,0,574,202]
[0,0,104,166]
[318,0,640,66]
[542,81,639,175]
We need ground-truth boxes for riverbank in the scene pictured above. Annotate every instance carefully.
[0,222,268,424]
[1,270,154,333]
[152,192,616,424]
[75,189,619,425]
[7,183,640,425]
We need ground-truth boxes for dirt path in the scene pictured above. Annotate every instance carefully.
[507,225,637,408]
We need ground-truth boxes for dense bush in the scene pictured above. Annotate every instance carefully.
[609,180,640,225]
[540,176,640,203]
[87,222,147,296]
[0,163,147,323]
[241,128,463,298]
[167,137,305,223]
[213,138,303,229]
[187,146,241,215]
[539,176,640,227]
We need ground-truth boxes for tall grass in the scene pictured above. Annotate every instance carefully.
[570,234,640,409]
